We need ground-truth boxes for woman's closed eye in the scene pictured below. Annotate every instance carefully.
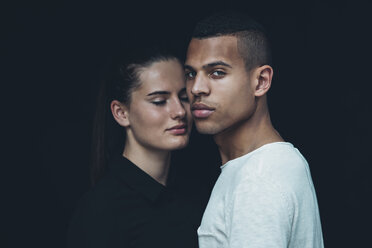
[178,89,189,103]
[179,94,189,103]
[180,97,189,103]
[151,99,166,106]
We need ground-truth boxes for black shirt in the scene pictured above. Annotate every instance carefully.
[67,155,201,248]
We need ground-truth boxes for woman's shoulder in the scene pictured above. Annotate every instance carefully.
[79,172,140,215]
[66,174,136,246]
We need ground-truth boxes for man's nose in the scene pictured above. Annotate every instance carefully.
[191,74,211,96]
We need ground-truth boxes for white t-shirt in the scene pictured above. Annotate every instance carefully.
[198,142,324,248]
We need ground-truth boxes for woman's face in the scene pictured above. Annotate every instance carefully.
[125,59,192,151]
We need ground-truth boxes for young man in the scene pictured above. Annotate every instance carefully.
[185,12,324,248]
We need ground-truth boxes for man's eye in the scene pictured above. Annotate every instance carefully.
[185,71,196,79]
[211,71,226,77]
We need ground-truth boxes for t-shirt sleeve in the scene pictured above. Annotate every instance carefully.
[226,176,293,248]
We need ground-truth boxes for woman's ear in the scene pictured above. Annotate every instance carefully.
[111,100,130,127]
[254,65,273,97]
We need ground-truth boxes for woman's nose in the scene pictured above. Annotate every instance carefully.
[170,99,186,119]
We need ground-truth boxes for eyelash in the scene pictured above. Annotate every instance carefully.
[151,96,188,106]
[151,100,166,106]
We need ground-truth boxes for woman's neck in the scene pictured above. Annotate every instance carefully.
[123,142,171,186]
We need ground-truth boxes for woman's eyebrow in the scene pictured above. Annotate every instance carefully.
[147,91,170,96]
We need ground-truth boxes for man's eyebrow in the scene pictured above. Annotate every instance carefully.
[184,65,194,71]
[147,91,170,96]
[184,61,232,71]
[203,61,232,69]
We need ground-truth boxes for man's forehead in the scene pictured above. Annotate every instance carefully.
[186,36,241,66]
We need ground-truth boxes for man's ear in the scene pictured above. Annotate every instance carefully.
[111,100,130,127]
[254,65,273,97]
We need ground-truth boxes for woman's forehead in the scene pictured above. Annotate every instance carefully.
[136,60,185,93]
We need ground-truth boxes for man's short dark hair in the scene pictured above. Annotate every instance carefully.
[192,11,272,71]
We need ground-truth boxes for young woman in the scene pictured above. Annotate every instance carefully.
[67,46,200,248]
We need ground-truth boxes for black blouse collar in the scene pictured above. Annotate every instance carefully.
[108,154,167,202]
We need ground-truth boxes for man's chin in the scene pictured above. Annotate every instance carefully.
[194,122,219,135]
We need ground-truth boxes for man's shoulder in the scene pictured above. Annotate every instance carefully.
[255,142,308,173]
[231,142,312,193]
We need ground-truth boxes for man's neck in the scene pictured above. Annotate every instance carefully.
[214,111,283,165]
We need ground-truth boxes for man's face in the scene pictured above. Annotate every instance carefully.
[185,36,257,135]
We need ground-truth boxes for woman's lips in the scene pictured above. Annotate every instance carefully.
[191,103,215,118]
[166,124,187,135]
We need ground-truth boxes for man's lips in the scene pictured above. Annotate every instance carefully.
[166,124,187,135]
[191,103,215,118]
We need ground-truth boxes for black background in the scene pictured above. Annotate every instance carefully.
[3,0,371,247]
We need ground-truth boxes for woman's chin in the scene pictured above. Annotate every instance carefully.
[167,137,190,151]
